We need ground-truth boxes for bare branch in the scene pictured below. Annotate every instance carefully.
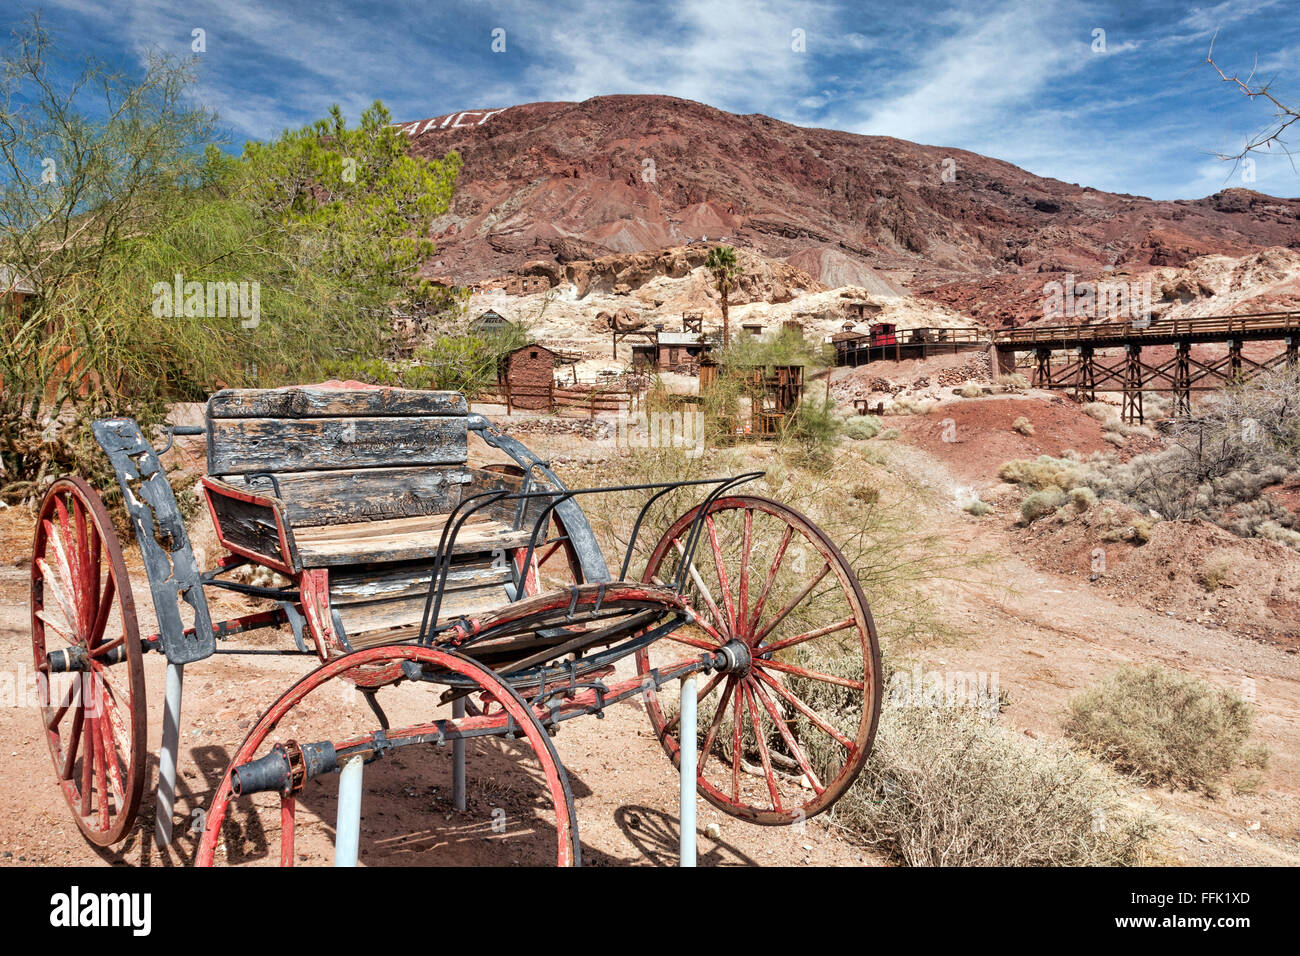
[1206,29,1300,166]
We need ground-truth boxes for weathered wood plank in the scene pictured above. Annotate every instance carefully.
[336,581,512,638]
[226,466,475,526]
[208,387,467,419]
[329,557,510,606]
[293,514,532,567]
[207,416,468,475]
[203,487,290,570]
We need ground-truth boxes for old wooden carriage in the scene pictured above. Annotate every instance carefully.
[29,382,881,865]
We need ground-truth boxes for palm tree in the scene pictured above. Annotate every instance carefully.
[705,244,741,348]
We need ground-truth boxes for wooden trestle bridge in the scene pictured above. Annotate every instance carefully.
[989,311,1300,423]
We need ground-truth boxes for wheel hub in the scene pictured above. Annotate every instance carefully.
[715,639,752,675]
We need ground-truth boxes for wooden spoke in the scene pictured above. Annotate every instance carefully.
[757,616,855,657]
[745,681,782,812]
[705,515,737,632]
[36,557,79,642]
[79,713,94,816]
[753,669,856,751]
[750,677,824,794]
[88,573,116,650]
[662,629,722,652]
[697,677,736,777]
[731,679,744,802]
[753,562,830,645]
[92,710,109,828]
[35,608,73,642]
[60,686,85,780]
[755,656,864,691]
[748,525,793,636]
[280,797,296,867]
[46,679,77,731]
[737,509,753,636]
[670,538,727,636]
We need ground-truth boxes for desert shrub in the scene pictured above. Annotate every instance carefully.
[887,396,934,415]
[1079,437,1300,540]
[818,700,1152,866]
[963,499,994,516]
[1102,431,1125,446]
[852,485,880,505]
[1064,664,1268,795]
[1199,554,1233,590]
[780,395,842,465]
[1257,520,1300,549]
[878,427,900,440]
[843,415,881,440]
[998,455,1082,491]
[1012,416,1035,436]
[958,383,984,398]
[1083,402,1121,426]
[997,373,1029,390]
[1143,393,1172,420]
[1068,486,1097,512]
[1085,402,1154,437]
[1020,488,1066,523]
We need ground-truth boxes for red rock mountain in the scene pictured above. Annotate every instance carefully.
[400,95,1300,300]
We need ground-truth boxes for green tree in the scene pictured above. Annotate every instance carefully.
[705,244,741,347]
[0,17,461,500]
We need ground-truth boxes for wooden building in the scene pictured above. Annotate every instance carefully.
[655,331,710,370]
[470,309,512,333]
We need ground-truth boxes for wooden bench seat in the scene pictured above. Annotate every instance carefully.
[292,512,534,567]
[199,383,555,657]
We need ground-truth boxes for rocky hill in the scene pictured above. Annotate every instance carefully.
[401,96,1300,302]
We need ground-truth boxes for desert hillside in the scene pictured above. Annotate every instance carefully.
[399,96,1300,303]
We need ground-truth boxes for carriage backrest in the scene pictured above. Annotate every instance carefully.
[205,384,475,527]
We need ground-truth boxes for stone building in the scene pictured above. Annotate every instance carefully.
[500,343,556,409]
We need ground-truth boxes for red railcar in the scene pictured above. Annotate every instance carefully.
[869,322,897,346]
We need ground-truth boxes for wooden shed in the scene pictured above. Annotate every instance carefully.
[656,331,710,370]
[500,343,556,410]
[470,309,512,333]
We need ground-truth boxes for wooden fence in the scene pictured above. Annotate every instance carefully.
[473,381,637,417]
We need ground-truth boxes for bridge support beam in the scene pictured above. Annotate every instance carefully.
[991,344,1018,377]
[1173,342,1192,417]
[1228,339,1243,382]
[1033,347,1053,389]
[1074,347,1096,403]
[1121,344,1143,425]
[1286,336,1297,370]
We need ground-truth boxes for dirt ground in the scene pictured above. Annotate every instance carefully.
[2,373,1299,867]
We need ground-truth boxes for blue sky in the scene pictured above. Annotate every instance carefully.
[8,0,1300,199]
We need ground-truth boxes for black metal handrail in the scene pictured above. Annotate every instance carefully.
[416,471,764,643]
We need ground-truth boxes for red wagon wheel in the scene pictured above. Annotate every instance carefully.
[197,644,579,866]
[635,495,881,825]
[31,477,147,846]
